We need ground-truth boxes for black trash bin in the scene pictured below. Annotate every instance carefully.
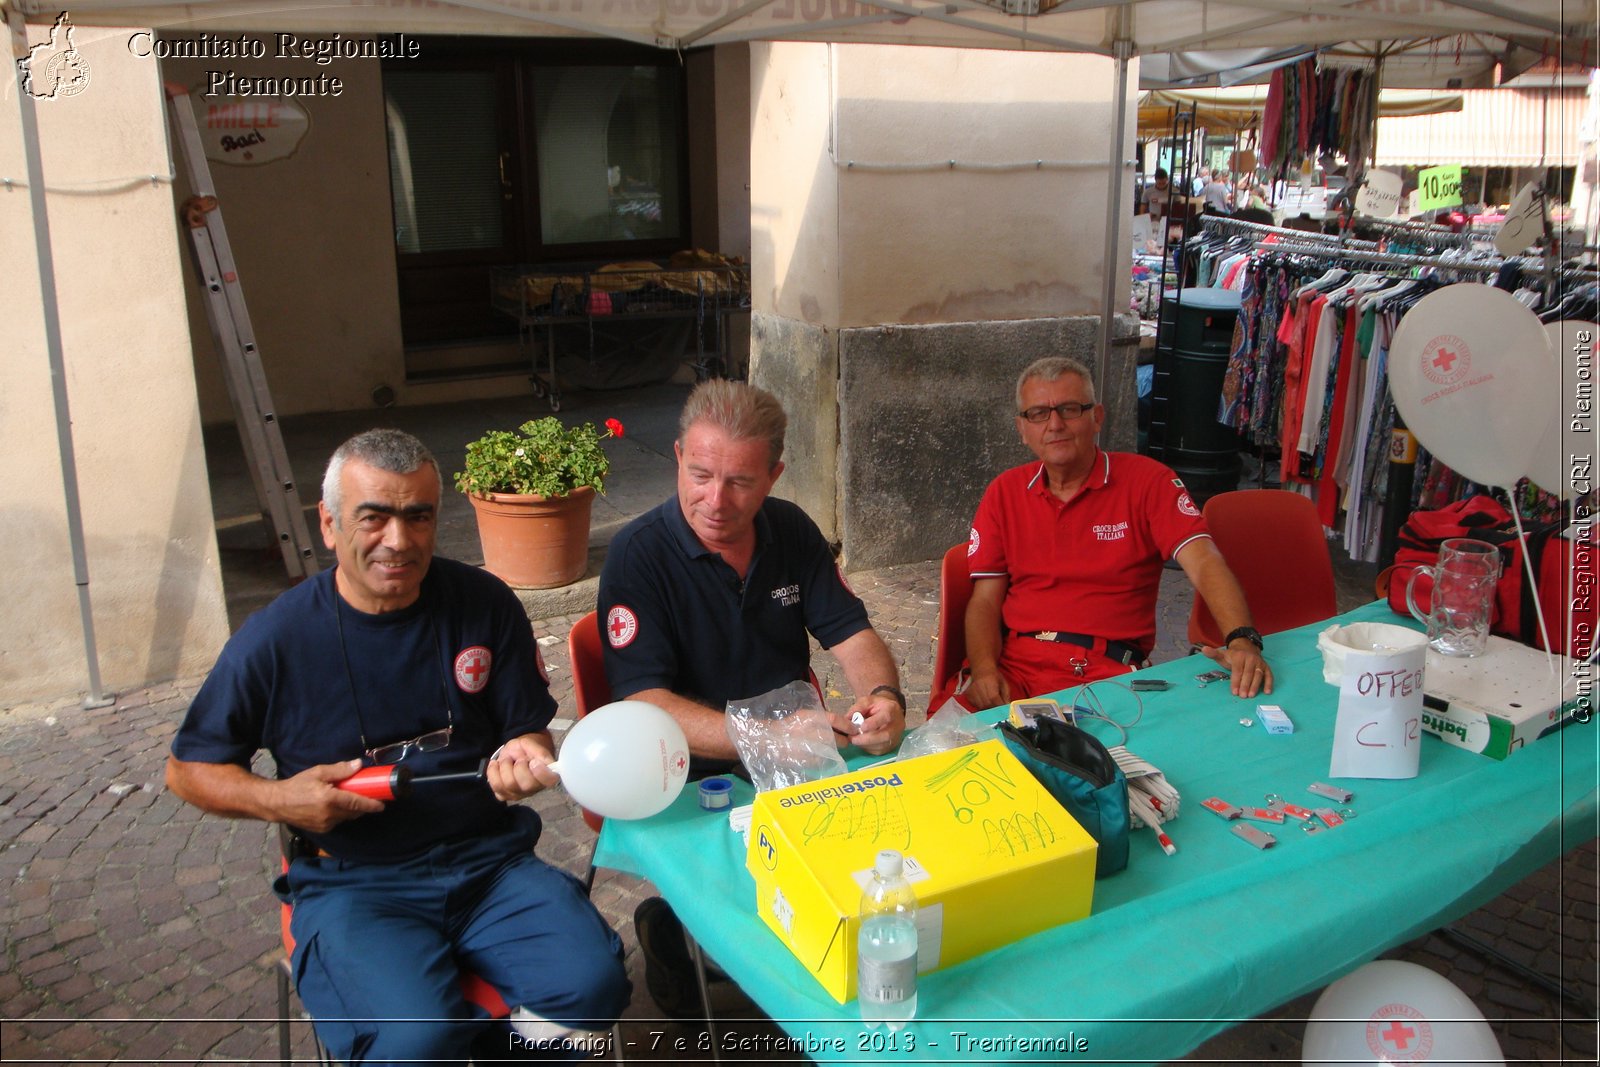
[1149,287,1241,502]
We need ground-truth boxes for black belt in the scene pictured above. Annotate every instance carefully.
[1013,630,1145,666]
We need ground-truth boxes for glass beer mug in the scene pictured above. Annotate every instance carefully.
[1405,538,1501,657]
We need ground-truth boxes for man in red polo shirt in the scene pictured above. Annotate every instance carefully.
[959,356,1273,709]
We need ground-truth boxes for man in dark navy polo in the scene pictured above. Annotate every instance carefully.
[598,380,905,1015]
[599,379,905,772]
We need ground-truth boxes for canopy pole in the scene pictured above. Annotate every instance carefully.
[1097,36,1133,410]
[8,6,115,710]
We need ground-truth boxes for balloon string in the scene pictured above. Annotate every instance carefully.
[1506,491,1558,673]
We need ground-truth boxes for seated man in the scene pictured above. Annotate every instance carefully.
[598,379,906,1012]
[955,357,1273,711]
[167,429,628,1063]
[599,379,906,770]
[1142,168,1171,221]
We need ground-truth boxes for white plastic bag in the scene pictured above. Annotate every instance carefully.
[725,680,848,792]
[896,698,981,761]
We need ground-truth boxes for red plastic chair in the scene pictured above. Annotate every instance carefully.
[929,543,977,712]
[566,611,611,839]
[1186,489,1338,649]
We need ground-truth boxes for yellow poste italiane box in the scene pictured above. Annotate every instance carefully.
[745,738,1097,1003]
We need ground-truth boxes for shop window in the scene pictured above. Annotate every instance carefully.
[382,42,689,347]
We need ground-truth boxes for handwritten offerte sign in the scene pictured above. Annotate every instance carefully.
[1330,648,1425,779]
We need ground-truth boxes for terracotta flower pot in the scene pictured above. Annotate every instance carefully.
[466,486,594,589]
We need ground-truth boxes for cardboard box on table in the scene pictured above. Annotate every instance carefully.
[745,739,1098,1003]
[1421,636,1586,760]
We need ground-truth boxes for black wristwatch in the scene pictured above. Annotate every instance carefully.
[870,684,907,710]
[1224,626,1264,652]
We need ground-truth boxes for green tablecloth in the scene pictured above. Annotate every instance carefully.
[595,602,1597,1063]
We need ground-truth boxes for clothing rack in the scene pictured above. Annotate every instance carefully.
[1201,214,1376,248]
[1200,212,1480,254]
[1249,240,1504,274]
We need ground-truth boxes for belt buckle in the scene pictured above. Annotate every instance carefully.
[1035,630,1059,642]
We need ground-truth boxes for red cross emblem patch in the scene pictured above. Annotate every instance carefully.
[1365,1003,1433,1061]
[606,606,639,649]
[1177,491,1200,517]
[454,646,492,693]
[1420,334,1470,387]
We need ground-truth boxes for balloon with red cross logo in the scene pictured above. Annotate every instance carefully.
[1302,959,1503,1066]
[1387,283,1553,489]
[1524,319,1599,500]
[549,700,689,820]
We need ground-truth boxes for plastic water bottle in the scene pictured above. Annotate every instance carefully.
[858,849,918,1030]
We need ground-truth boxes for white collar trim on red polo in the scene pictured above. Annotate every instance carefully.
[1027,450,1111,494]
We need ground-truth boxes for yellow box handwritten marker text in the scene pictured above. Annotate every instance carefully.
[745,739,1097,1003]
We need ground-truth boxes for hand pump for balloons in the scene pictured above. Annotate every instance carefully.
[336,758,489,801]
[332,702,691,819]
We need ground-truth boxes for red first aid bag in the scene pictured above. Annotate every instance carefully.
[1383,495,1591,657]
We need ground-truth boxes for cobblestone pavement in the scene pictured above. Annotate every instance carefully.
[3,562,1596,1064]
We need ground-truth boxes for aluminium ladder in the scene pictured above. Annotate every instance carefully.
[165,84,319,580]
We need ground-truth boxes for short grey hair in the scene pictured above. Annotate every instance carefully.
[1016,357,1097,411]
[679,380,788,469]
[322,428,440,525]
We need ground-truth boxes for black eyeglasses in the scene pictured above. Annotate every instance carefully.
[365,710,453,766]
[1019,401,1096,423]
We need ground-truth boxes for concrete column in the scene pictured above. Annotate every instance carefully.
[749,42,1137,568]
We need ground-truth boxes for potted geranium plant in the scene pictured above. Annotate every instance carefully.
[456,416,624,588]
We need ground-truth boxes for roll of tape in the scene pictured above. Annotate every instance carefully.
[699,776,733,811]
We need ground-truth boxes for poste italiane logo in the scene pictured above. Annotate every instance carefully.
[21,12,91,100]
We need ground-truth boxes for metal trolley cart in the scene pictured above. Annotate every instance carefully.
[491,255,750,411]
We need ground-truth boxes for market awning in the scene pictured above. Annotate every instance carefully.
[1138,86,1464,139]
[31,0,1596,93]
[1374,88,1586,166]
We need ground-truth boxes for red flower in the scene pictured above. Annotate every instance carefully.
[605,418,625,439]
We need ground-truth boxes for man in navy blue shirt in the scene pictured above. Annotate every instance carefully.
[599,381,906,1015]
[599,380,906,770]
[167,429,628,1063]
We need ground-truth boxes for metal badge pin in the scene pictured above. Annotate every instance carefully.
[1308,782,1354,803]
[1268,799,1316,822]
[1232,823,1277,849]
[1201,797,1243,820]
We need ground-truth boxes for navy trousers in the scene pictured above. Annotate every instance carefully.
[281,809,629,1064]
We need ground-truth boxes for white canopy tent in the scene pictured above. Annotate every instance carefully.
[27,0,1589,390]
[7,0,1594,695]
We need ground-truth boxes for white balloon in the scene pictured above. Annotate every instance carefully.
[551,700,689,820]
[1387,284,1553,488]
[1302,959,1504,1066]
[1524,320,1598,500]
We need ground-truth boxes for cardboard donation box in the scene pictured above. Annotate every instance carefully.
[1421,636,1585,759]
[745,739,1098,1002]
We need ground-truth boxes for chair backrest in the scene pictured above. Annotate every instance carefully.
[1187,489,1338,648]
[567,611,611,834]
[930,543,976,711]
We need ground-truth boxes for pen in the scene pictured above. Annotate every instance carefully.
[1151,823,1177,856]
